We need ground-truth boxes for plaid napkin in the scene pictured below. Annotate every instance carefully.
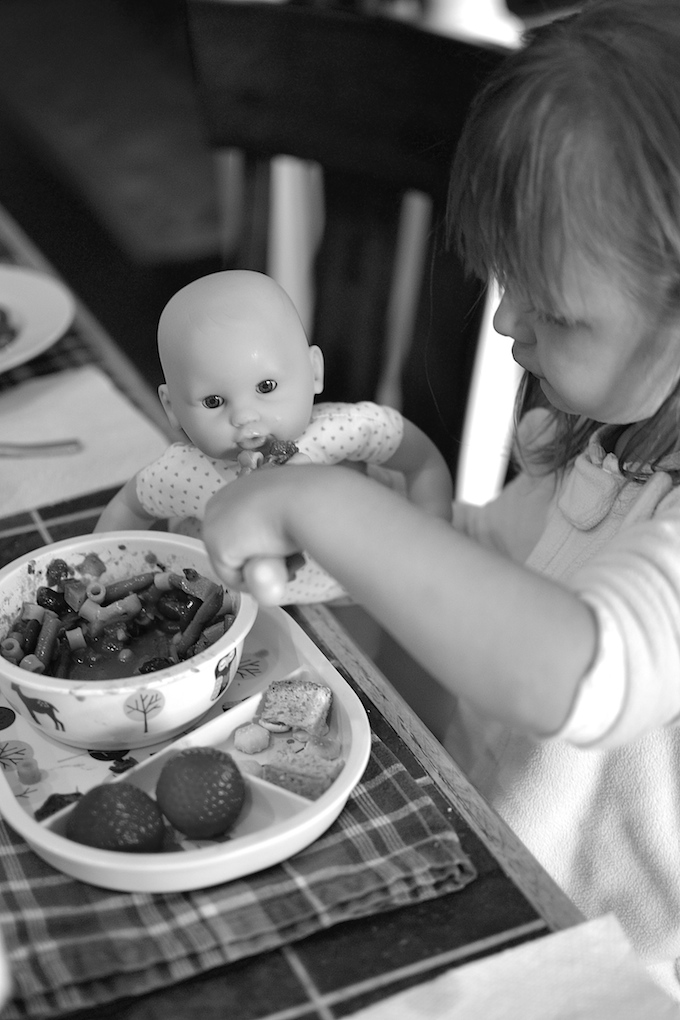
[0,734,476,1020]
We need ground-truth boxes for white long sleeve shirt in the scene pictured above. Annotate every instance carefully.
[447,410,680,990]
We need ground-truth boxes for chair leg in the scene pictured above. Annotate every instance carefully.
[266,156,324,337]
[375,190,432,411]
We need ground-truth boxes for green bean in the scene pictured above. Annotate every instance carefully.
[175,585,223,656]
[20,617,41,654]
[103,572,155,604]
[54,642,71,679]
[34,611,61,667]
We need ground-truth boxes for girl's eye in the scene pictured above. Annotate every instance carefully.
[536,310,572,328]
[256,379,277,394]
[202,395,224,409]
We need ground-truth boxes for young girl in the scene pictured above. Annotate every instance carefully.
[202,0,680,998]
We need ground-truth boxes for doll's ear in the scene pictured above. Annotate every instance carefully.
[309,345,325,395]
[158,384,181,431]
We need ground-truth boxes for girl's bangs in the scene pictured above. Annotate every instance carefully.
[450,89,626,312]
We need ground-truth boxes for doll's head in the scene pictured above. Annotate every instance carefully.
[157,270,324,461]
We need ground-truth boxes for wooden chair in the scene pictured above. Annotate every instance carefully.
[183,0,507,482]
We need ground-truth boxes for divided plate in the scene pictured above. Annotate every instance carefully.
[0,607,371,892]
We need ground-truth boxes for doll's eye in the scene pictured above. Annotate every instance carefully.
[202,395,224,409]
[256,379,277,394]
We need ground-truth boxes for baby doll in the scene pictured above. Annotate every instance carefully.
[96,270,453,603]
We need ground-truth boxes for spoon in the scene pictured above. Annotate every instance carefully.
[0,439,83,458]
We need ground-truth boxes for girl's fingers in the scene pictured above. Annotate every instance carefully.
[204,550,248,592]
[241,554,306,605]
[242,557,290,605]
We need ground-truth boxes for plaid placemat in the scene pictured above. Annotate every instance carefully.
[0,734,476,1020]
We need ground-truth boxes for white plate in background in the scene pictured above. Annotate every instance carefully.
[0,266,75,373]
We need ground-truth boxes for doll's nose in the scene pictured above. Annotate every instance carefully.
[230,402,260,428]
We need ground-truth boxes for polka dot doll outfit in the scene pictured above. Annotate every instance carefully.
[294,401,403,465]
[136,401,404,604]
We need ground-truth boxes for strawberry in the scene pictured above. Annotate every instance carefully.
[155,747,245,839]
[66,782,165,852]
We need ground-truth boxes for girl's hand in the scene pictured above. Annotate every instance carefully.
[241,553,306,605]
[203,470,304,602]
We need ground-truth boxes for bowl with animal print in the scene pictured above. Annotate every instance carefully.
[0,533,257,750]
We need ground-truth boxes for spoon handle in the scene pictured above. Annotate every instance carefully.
[0,439,83,457]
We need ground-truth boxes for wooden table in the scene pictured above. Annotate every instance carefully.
[0,204,584,1020]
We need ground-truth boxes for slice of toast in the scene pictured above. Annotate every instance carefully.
[258,678,332,736]
[261,756,344,799]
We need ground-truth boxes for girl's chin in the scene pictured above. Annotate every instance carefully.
[538,379,575,414]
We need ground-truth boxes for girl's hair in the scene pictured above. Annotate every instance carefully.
[447,0,680,477]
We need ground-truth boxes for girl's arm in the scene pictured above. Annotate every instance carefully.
[203,465,596,735]
[94,477,155,532]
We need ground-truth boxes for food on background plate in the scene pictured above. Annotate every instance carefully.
[0,306,19,350]
[0,557,236,681]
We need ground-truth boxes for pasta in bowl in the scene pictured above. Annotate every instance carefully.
[0,533,257,750]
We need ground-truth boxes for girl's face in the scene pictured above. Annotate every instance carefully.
[494,252,680,424]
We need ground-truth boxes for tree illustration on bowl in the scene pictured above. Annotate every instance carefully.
[123,690,165,733]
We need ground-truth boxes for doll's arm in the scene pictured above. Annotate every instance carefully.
[381,418,453,522]
[94,477,156,532]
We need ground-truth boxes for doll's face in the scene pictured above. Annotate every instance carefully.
[157,272,324,461]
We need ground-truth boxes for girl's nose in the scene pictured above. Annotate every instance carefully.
[493,290,519,337]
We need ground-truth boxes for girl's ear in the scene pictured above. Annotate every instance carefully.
[158,384,181,431]
[309,345,325,395]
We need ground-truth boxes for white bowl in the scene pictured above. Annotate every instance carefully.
[0,533,258,750]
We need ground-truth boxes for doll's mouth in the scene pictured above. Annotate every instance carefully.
[237,434,268,451]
